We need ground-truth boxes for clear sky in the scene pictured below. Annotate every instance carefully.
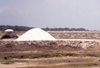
[0,0,100,30]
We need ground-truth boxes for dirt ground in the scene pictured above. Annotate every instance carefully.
[0,31,100,68]
[0,57,99,68]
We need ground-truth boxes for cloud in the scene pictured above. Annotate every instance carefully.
[45,0,58,2]
[0,6,32,15]
[16,9,32,15]
[0,6,10,13]
[92,10,100,15]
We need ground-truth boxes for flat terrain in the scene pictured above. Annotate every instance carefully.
[0,31,100,68]
[0,57,100,68]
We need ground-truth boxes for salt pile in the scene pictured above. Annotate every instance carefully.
[15,28,56,41]
[5,29,14,32]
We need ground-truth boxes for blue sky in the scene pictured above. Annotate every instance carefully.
[0,0,100,30]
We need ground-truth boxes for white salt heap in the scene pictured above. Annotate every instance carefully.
[5,29,14,32]
[15,28,56,41]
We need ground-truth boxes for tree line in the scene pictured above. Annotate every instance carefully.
[0,25,87,31]
[43,27,87,31]
[0,25,32,31]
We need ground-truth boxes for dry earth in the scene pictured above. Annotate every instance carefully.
[0,31,100,68]
[0,57,99,68]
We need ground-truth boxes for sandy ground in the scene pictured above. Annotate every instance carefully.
[1,62,100,68]
[58,39,100,42]
[1,38,100,42]
[0,57,99,68]
[0,38,100,68]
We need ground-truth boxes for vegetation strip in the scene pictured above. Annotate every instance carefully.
[1,53,100,60]
[0,53,79,59]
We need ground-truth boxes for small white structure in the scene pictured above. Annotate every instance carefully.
[15,28,56,41]
[1,29,18,39]
[5,29,14,32]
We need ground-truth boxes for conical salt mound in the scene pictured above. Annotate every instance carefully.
[15,28,56,41]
